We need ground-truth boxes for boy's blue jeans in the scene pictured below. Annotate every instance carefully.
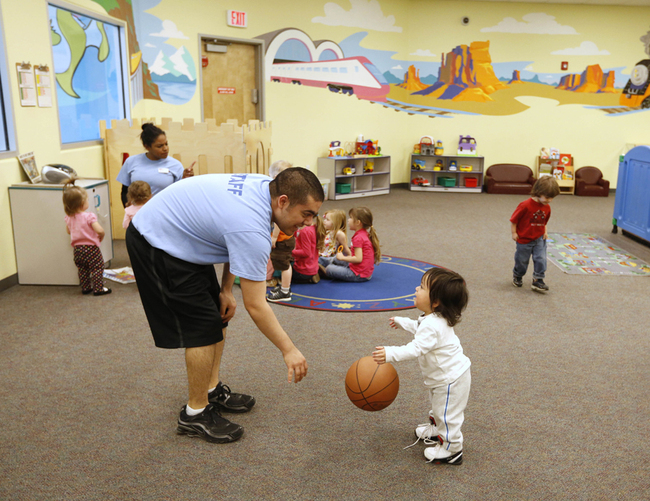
[513,237,547,280]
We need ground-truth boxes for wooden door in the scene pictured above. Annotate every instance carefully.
[201,41,258,126]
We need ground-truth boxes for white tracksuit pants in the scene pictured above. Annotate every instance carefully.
[427,368,471,453]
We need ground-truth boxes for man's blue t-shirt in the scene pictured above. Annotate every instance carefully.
[117,153,184,195]
[132,173,273,281]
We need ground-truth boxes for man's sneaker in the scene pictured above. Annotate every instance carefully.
[512,276,523,288]
[423,444,463,465]
[531,279,549,293]
[267,288,291,302]
[209,382,256,413]
[176,404,243,443]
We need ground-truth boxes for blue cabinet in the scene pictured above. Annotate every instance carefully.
[613,146,650,241]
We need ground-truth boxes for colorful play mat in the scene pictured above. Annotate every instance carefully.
[268,256,437,312]
[546,233,650,276]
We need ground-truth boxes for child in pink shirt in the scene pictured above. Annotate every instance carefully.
[63,180,111,296]
[291,216,326,284]
[323,207,381,282]
[123,181,152,229]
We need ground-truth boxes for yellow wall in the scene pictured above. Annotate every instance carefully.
[2,0,650,282]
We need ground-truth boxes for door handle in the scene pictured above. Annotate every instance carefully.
[251,89,258,104]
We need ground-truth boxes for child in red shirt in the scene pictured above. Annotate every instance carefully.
[510,176,560,292]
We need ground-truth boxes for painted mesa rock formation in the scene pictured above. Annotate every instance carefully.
[556,64,617,93]
[414,41,508,101]
[509,70,524,84]
[399,65,428,91]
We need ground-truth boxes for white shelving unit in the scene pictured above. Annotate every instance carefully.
[410,154,484,193]
[317,155,390,200]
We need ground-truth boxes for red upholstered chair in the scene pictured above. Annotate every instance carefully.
[575,166,609,197]
[485,164,536,194]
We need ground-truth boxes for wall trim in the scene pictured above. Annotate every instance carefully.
[0,274,18,293]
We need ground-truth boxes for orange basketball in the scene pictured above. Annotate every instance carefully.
[345,356,399,411]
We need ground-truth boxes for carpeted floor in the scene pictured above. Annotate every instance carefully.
[2,188,650,501]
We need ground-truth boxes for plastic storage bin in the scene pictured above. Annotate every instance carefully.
[336,183,352,194]
[438,177,456,187]
[464,177,478,188]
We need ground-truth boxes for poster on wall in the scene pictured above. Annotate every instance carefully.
[16,62,36,107]
[35,65,53,108]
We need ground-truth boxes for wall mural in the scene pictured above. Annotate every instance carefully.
[89,0,196,106]
[260,4,648,119]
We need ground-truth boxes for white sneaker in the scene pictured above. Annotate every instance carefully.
[423,444,463,465]
[414,416,438,441]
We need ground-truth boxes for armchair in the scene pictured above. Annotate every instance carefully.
[575,166,609,197]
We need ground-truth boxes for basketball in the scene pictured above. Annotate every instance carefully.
[345,356,399,411]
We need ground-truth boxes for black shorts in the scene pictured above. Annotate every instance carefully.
[126,224,225,349]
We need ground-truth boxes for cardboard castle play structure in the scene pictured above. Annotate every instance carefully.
[100,118,272,239]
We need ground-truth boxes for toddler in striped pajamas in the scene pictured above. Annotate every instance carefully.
[373,267,470,465]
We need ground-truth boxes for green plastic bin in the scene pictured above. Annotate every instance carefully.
[438,177,456,187]
[336,183,352,194]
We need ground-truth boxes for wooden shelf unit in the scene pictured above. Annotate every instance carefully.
[410,154,484,193]
[536,156,574,195]
[317,156,390,200]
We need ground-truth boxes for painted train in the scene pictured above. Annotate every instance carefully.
[270,56,390,102]
[620,59,650,108]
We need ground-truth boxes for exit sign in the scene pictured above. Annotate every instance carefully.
[227,10,247,28]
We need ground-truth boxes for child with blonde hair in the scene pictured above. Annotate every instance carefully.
[122,180,152,229]
[62,180,111,296]
[318,209,350,267]
[322,206,380,282]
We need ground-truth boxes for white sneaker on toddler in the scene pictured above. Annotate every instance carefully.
[423,444,463,465]
[404,415,439,450]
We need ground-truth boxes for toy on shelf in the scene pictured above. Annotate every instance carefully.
[364,159,374,173]
[434,140,444,155]
[540,147,550,159]
[342,165,356,175]
[412,158,426,170]
[552,167,564,180]
[433,160,443,171]
[549,147,560,159]
[412,176,431,187]
[449,160,458,171]
[459,164,472,172]
[457,135,477,155]
[413,143,421,154]
[356,140,380,156]
[329,141,345,157]
[419,136,436,155]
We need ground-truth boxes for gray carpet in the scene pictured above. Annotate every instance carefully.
[2,188,650,500]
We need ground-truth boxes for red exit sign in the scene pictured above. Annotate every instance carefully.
[227,10,247,28]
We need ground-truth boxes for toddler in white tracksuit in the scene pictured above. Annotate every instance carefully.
[373,267,471,465]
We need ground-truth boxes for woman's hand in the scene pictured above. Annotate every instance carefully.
[182,161,196,178]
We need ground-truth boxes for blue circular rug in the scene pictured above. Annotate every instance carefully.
[268,256,438,312]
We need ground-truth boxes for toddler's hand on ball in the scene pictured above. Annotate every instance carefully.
[372,347,386,364]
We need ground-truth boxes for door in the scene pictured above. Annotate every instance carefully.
[201,39,259,126]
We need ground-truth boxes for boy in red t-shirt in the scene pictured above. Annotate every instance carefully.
[510,176,560,292]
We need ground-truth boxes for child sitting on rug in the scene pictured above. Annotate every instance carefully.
[62,179,111,296]
[318,209,350,268]
[271,216,326,294]
[322,206,380,282]
[510,175,560,293]
[122,181,152,229]
[372,267,470,465]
